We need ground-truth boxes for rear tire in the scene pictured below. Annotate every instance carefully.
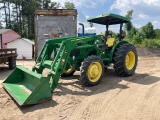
[80,55,104,86]
[113,43,138,77]
[8,57,16,70]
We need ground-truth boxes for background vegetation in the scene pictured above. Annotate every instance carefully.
[0,1,160,48]
[0,0,75,39]
[124,10,160,48]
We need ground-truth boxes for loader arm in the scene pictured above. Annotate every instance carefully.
[2,34,113,106]
[32,36,99,91]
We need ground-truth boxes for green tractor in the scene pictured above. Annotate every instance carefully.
[2,13,138,106]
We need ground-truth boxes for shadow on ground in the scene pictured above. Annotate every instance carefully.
[0,87,58,114]
[0,66,13,80]
[1,68,159,113]
[20,100,58,114]
[55,68,160,96]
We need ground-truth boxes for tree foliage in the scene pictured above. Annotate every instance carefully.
[141,22,156,39]
[127,27,137,38]
[124,10,134,33]
[0,22,2,29]
[124,10,160,48]
[0,0,75,39]
[51,2,61,9]
[43,0,51,9]
[64,2,75,9]
[155,29,160,39]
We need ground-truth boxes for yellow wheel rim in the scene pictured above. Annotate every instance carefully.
[87,62,102,82]
[125,51,135,70]
[64,68,74,74]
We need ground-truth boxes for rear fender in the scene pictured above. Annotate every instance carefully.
[109,41,129,62]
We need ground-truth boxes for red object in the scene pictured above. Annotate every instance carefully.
[22,55,26,60]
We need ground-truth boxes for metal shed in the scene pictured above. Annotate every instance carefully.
[34,9,77,57]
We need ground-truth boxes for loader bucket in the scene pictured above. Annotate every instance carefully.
[2,66,52,106]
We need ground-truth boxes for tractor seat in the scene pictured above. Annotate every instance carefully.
[106,38,115,47]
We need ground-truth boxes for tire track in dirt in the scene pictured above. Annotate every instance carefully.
[0,57,160,120]
[71,73,130,120]
[135,79,160,120]
[97,81,148,119]
[0,88,13,109]
[58,95,81,120]
[103,72,160,120]
[68,71,160,120]
[68,80,132,119]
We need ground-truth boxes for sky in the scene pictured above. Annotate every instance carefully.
[53,0,160,34]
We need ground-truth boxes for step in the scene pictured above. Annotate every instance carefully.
[42,60,53,69]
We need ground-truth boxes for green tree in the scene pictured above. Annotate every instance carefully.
[11,0,23,34]
[64,2,75,9]
[51,2,60,8]
[0,0,8,27]
[9,20,19,32]
[23,0,40,38]
[0,22,3,29]
[155,29,160,39]
[0,0,61,39]
[108,30,118,39]
[43,0,51,9]
[124,10,134,33]
[141,22,156,39]
[132,33,143,44]
[7,0,11,28]
[128,27,137,38]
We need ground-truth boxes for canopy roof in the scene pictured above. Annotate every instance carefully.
[87,13,130,25]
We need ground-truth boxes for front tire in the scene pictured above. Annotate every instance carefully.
[113,43,138,77]
[80,55,104,86]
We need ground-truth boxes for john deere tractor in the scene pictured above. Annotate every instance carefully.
[2,13,138,106]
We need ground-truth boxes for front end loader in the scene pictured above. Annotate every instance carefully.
[2,13,138,106]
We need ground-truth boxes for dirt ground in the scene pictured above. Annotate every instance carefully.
[0,47,160,120]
